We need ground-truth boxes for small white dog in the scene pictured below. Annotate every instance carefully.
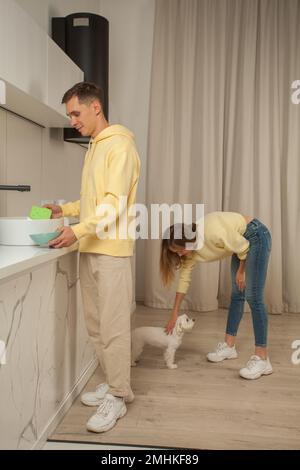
[131,314,195,369]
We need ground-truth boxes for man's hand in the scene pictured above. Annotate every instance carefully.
[43,204,63,219]
[165,315,177,335]
[236,270,246,291]
[48,226,77,248]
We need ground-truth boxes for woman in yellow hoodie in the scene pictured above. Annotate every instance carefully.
[46,82,140,433]
[161,212,272,380]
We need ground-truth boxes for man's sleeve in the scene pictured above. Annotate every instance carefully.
[61,200,80,218]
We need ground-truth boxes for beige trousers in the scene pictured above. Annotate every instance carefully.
[79,253,133,399]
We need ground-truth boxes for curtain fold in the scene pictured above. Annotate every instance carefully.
[144,0,300,313]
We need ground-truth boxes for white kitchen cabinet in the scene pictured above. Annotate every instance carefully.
[0,0,47,102]
[0,0,84,127]
[0,247,96,449]
[47,37,83,116]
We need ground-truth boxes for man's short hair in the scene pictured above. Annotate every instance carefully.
[62,81,104,108]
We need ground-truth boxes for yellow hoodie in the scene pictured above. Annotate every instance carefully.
[61,125,140,256]
[177,212,250,293]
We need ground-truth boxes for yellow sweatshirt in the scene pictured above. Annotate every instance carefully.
[177,212,250,293]
[61,125,140,256]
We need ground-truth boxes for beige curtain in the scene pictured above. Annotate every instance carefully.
[144,0,300,313]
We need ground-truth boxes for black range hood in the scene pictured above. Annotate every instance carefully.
[52,13,109,144]
[63,127,90,143]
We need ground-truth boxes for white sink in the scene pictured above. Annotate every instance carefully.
[0,217,64,245]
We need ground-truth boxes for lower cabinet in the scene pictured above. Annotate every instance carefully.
[0,251,95,449]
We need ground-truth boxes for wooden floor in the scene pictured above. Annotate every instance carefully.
[49,305,300,449]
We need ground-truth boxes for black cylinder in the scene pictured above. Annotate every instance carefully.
[52,13,109,143]
[65,13,109,120]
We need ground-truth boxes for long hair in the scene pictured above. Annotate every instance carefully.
[160,223,197,286]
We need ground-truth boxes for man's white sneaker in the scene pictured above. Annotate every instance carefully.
[86,394,127,433]
[81,383,134,406]
[81,383,109,406]
[207,342,238,362]
[239,355,273,380]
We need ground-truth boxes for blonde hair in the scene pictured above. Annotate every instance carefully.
[160,223,197,286]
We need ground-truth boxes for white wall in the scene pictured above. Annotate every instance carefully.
[15,0,100,34]
[0,109,85,216]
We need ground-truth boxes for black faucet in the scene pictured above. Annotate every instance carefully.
[0,185,31,192]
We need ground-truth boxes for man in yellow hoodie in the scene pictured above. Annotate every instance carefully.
[45,82,140,433]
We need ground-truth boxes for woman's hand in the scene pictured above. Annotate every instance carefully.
[165,293,184,335]
[236,270,246,291]
[165,314,177,335]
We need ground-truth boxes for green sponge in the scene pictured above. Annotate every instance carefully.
[29,205,52,220]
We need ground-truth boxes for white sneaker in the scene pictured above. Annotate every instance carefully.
[239,355,273,380]
[81,383,109,406]
[86,394,127,433]
[207,342,238,362]
[81,383,134,406]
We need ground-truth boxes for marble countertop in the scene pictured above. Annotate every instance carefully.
[0,243,78,281]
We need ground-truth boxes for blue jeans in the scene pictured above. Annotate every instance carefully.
[226,219,272,347]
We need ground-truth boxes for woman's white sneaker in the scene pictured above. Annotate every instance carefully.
[86,394,127,433]
[239,355,273,379]
[207,342,238,362]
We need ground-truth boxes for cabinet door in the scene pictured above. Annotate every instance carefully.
[6,113,42,216]
[47,38,84,115]
[0,0,47,102]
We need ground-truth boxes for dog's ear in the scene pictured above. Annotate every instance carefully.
[175,317,184,335]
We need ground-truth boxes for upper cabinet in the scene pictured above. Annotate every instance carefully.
[0,0,84,127]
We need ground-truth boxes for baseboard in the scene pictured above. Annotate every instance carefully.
[32,357,98,450]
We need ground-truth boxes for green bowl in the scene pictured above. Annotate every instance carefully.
[29,231,60,246]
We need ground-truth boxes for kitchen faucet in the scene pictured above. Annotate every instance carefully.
[0,185,31,192]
